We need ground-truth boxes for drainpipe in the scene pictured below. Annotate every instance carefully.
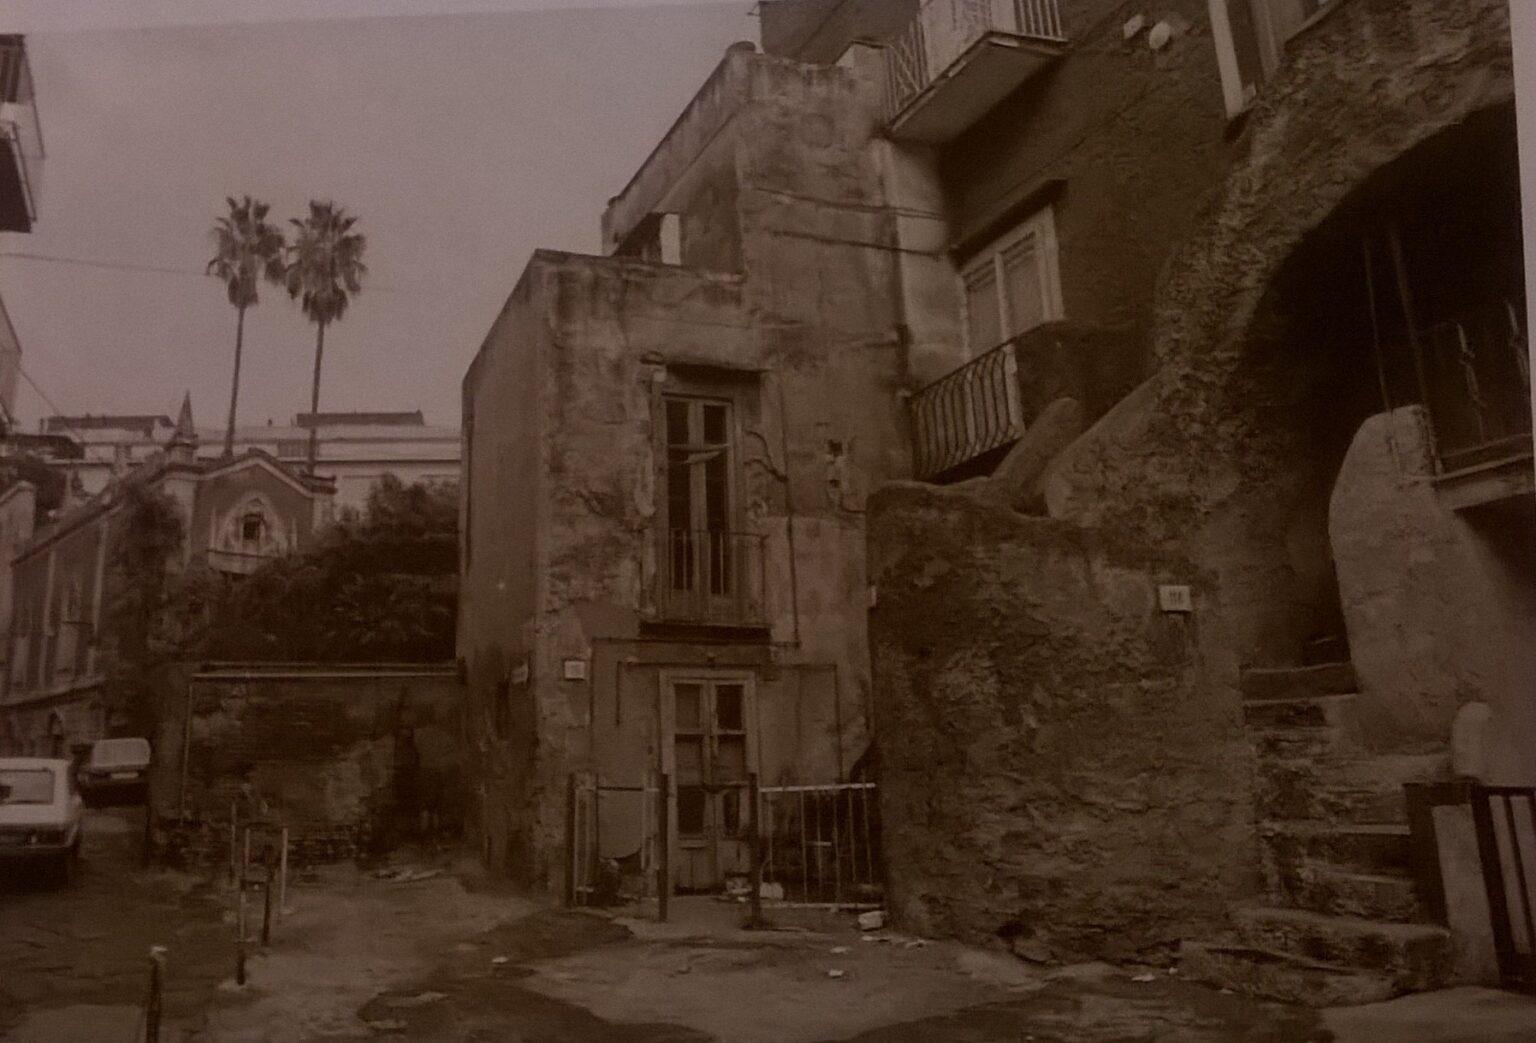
[777,379,803,649]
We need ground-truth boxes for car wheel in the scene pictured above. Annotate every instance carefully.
[55,842,80,887]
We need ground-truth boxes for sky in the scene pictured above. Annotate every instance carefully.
[0,1,755,431]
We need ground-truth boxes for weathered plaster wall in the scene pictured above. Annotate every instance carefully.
[869,482,1253,960]
[1330,407,1536,779]
[148,664,461,867]
[1044,0,1517,669]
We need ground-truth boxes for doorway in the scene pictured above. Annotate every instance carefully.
[661,672,755,892]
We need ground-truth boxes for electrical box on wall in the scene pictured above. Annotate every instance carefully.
[1158,585,1194,613]
[510,660,529,685]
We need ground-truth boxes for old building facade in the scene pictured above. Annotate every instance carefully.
[868,0,1530,1006]
[460,0,1240,900]
[0,398,336,755]
[460,0,1530,1001]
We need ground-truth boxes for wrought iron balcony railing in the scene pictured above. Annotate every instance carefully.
[655,529,767,627]
[1418,300,1532,474]
[885,0,1066,139]
[908,340,1025,481]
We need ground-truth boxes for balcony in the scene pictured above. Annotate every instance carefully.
[0,36,43,233]
[654,529,767,628]
[909,341,1024,481]
[1421,301,1534,511]
[884,0,1067,144]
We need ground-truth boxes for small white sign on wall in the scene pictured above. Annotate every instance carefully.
[510,660,529,686]
[1158,585,1194,613]
[562,658,588,682]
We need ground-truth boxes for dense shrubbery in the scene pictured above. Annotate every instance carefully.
[196,476,459,663]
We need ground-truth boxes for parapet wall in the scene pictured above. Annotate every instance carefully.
[868,483,1254,961]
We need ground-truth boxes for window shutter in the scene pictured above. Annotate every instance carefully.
[964,263,1002,354]
[1000,235,1047,338]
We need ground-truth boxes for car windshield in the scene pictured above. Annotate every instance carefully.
[90,738,151,768]
[0,768,55,805]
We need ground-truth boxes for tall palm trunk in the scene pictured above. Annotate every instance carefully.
[223,304,247,458]
[306,319,327,475]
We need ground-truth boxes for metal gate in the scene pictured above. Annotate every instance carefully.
[565,772,661,909]
[757,781,882,909]
[1471,785,1536,993]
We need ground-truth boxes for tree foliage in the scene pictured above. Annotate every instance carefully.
[197,476,457,663]
[101,482,189,735]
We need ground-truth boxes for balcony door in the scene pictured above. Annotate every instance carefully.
[952,205,1063,454]
[663,673,755,892]
[663,396,741,622]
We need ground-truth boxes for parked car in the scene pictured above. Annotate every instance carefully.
[0,757,84,884]
[77,737,152,805]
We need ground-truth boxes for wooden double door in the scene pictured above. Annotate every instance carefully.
[662,673,755,892]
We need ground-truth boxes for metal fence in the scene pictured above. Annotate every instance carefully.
[1418,301,1531,473]
[566,772,660,909]
[885,0,1066,121]
[758,781,882,908]
[908,341,1026,480]
[565,773,883,917]
[1471,785,1536,994]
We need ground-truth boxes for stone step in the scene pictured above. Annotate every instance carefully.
[1227,905,1453,992]
[1180,940,1399,1007]
[1242,663,1357,702]
[1243,693,1357,731]
[1255,753,1448,824]
[1302,635,1350,667]
[1266,862,1422,922]
[1251,726,1360,760]
[1261,822,1412,877]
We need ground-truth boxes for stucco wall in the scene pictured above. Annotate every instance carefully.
[1331,407,1536,780]
[869,482,1253,960]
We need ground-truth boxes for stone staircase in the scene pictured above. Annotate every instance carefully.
[1181,659,1456,1006]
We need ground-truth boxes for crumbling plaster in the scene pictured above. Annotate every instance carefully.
[869,481,1253,961]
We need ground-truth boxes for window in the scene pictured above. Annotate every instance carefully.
[241,512,266,544]
[961,205,1062,356]
[1209,0,1333,117]
[664,396,734,597]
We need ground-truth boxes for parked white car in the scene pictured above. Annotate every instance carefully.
[0,757,84,884]
[78,737,152,805]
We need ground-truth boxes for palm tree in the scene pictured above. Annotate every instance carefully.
[277,200,368,475]
[206,196,284,458]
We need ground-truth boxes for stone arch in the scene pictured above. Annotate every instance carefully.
[1045,0,1517,667]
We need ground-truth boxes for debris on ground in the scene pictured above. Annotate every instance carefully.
[827,969,846,979]
[858,910,886,931]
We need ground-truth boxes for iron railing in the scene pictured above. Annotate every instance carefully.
[656,529,767,627]
[885,0,1066,121]
[1417,301,1532,473]
[909,340,1026,481]
[758,781,882,908]
[1470,785,1536,994]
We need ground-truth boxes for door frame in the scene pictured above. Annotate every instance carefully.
[657,668,759,894]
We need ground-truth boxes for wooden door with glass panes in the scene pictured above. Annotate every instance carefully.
[664,675,754,892]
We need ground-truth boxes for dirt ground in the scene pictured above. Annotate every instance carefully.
[6,816,1536,1042]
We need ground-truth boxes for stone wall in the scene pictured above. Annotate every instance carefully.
[1043,0,1516,668]
[147,663,461,869]
[1330,408,1536,779]
[869,482,1253,962]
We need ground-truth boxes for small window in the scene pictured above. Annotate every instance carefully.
[960,206,1062,356]
[241,512,265,543]
[677,786,707,836]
